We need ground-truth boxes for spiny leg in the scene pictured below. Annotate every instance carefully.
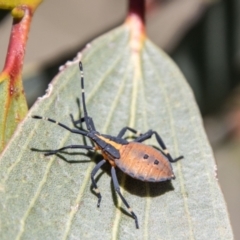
[117,126,142,138]
[111,167,139,229]
[134,130,183,163]
[91,159,107,207]
[44,145,94,156]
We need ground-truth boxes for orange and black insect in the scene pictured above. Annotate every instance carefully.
[32,62,183,229]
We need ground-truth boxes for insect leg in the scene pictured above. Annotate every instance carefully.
[70,114,85,129]
[117,127,141,138]
[111,167,139,229]
[44,145,94,156]
[91,159,107,207]
[134,130,183,163]
[70,114,96,131]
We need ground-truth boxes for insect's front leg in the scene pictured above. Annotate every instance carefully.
[70,114,96,131]
[91,159,107,207]
[70,114,85,129]
[117,126,142,138]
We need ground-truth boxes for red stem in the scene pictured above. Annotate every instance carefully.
[128,0,145,24]
[2,6,32,79]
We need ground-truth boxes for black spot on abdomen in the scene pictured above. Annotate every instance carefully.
[143,154,149,159]
[154,159,159,165]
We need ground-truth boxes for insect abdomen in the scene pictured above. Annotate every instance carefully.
[115,142,174,182]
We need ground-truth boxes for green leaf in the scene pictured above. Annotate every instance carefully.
[0,25,233,239]
[0,73,28,152]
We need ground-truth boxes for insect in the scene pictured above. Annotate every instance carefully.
[32,62,183,229]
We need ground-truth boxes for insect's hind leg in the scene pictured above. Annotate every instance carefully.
[91,159,107,207]
[111,167,139,229]
[134,130,183,163]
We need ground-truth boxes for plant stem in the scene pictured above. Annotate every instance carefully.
[128,0,145,24]
[2,6,32,81]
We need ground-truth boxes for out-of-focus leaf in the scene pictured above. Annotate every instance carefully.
[0,24,233,239]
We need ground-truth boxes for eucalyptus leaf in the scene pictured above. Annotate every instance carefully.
[0,75,28,152]
[0,25,233,239]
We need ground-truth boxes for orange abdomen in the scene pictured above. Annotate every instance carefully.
[115,142,175,182]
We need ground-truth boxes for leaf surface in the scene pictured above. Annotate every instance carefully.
[0,25,233,240]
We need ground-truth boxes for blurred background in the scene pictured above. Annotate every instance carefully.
[0,0,239,238]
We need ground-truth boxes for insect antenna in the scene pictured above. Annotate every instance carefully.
[79,62,96,132]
